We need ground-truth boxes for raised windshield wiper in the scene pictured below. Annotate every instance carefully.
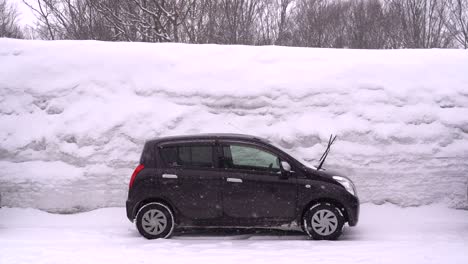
[316,134,337,170]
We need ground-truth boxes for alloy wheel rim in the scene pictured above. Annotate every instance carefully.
[142,209,168,235]
[311,209,338,236]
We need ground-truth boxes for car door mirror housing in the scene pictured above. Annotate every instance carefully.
[281,161,291,172]
[280,161,292,179]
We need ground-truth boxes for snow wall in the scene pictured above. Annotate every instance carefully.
[1,38,467,212]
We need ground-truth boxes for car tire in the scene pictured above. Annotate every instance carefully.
[303,203,345,240]
[135,202,175,239]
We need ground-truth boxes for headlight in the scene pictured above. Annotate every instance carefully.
[332,176,357,196]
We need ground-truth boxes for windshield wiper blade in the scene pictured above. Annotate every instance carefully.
[316,134,337,170]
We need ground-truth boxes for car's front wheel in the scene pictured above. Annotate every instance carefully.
[135,202,175,239]
[303,203,345,240]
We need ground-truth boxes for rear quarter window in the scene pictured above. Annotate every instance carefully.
[140,143,155,167]
[160,144,214,168]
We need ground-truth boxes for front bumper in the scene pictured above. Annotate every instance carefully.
[346,196,360,226]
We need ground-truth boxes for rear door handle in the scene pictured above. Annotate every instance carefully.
[227,178,242,183]
[162,174,178,179]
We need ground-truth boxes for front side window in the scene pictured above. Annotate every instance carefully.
[161,145,213,168]
[222,144,280,172]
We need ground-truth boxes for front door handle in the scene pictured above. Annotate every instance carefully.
[162,174,178,179]
[227,178,242,183]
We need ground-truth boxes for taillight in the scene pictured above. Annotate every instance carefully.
[129,164,145,188]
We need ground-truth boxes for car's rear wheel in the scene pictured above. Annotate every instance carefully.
[136,202,175,239]
[303,203,345,240]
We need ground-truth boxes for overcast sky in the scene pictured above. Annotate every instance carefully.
[11,0,37,27]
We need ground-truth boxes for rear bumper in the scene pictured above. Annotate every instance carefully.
[126,199,136,222]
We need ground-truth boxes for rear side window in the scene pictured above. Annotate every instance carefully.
[160,145,214,168]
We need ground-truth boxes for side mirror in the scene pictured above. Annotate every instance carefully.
[281,161,291,172]
[279,161,292,180]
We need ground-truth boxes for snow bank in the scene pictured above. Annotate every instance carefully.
[0,38,467,212]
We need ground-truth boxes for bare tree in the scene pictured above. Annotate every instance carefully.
[131,0,194,42]
[446,0,468,48]
[89,0,137,41]
[276,0,293,45]
[255,0,293,45]
[180,0,206,43]
[0,0,24,38]
[214,0,262,44]
[386,0,452,48]
[292,0,347,48]
[91,0,197,42]
[18,0,462,49]
[23,0,57,40]
[182,0,270,45]
[346,0,387,49]
[23,0,111,40]
[256,0,278,45]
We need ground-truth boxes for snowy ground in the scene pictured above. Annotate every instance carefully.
[0,204,467,264]
[1,39,468,211]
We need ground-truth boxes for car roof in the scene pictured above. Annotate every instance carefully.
[146,133,270,145]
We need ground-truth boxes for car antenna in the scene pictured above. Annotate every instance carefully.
[316,134,337,170]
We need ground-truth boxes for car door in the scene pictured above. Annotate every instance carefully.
[219,141,298,225]
[158,141,223,221]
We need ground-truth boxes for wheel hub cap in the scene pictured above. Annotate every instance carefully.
[142,209,168,235]
[311,209,338,236]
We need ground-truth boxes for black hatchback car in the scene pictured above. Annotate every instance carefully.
[126,133,359,240]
